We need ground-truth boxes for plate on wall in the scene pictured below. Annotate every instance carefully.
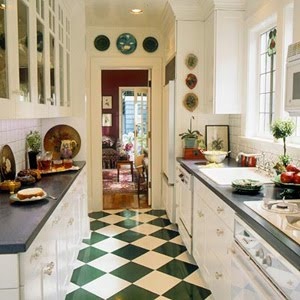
[0,145,16,180]
[94,35,110,51]
[116,33,137,55]
[185,53,198,70]
[183,93,198,112]
[185,73,197,89]
[143,36,158,53]
[44,125,81,160]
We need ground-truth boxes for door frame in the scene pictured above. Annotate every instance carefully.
[88,57,162,211]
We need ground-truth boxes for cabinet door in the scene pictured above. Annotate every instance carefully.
[192,194,205,270]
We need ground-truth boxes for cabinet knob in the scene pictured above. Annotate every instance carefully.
[262,255,272,266]
[43,262,55,276]
[30,245,43,263]
[52,216,61,226]
[215,272,223,279]
[255,248,264,259]
[216,228,224,236]
[197,211,204,218]
[68,217,74,226]
[216,206,224,214]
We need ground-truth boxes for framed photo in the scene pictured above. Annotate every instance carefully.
[205,125,229,152]
[102,96,112,109]
[102,113,112,127]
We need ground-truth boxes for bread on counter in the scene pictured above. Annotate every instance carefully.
[17,188,45,200]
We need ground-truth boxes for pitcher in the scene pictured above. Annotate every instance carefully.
[60,139,77,159]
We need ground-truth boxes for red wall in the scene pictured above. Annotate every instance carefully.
[101,70,148,139]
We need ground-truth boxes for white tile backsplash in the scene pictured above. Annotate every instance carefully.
[0,119,42,174]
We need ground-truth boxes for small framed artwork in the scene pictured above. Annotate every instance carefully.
[205,125,230,153]
[102,113,112,127]
[102,96,112,109]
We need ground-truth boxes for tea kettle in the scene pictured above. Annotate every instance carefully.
[60,139,77,159]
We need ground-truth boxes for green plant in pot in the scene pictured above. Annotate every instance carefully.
[271,119,295,173]
[179,117,202,148]
[26,130,42,169]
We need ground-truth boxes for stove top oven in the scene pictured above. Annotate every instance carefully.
[234,215,300,299]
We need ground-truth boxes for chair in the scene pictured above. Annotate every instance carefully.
[134,154,148,204]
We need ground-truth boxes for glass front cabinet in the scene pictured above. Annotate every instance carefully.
[0,0,72,119]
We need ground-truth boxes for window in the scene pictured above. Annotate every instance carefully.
[258,27,277,136]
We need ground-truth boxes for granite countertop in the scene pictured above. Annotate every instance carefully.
[0,161,85,254]
[178,158,300,271]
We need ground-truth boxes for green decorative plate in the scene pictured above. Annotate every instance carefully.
[116,33,137,55]
[183,93,198,112]
[232,179,263,194]
[143,36,158,53]
[94,35,110,51]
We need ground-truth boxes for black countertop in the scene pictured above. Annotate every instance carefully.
[178,158,300,271]
[0,161,85,254]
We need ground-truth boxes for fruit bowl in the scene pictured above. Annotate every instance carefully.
[203,151,228,163]
[273,174,300,189]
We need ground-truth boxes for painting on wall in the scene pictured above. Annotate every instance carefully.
[205,125,229,152]
[102,96,112,109]
[102,113,112,127]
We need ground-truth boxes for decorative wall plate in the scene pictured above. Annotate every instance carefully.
[185,73,197,89]
[116,33,137,54]
[143,37,158,53]
[0,145,16,180]
[183,93,198,112]
[44,125,81,160]
[94,35,110,51]
[185,53,198,70]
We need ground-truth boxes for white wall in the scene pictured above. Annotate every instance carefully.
[86,25,164,211]
[230,0,300,166]
[0,119,41,173]
[174,20,229,158]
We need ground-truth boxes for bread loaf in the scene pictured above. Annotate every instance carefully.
[17,188,45,200]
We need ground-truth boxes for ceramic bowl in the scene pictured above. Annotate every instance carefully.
[203,151,228,163]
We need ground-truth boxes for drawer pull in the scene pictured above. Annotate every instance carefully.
[216,229,224,236]
[43,262,55,276]
[216,206,224,214]
[52,216,61,226]
[197,211,204,218]
[30,245,43,263]
[215,272,223,279]
[68,217,74,226]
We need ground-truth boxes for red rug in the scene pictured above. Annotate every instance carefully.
[102,169,137,194]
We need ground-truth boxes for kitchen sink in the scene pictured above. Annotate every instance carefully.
[198,167,273,185]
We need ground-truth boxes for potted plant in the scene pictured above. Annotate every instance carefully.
[179,117,202,148]
[271,119,295,172]
[26,130,42,169]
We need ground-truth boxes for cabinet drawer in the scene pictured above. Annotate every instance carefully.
[0,288,19,300]
[203,187,234,230]
[0,255,19,288]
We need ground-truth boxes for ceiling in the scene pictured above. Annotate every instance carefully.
[85,0,169,27]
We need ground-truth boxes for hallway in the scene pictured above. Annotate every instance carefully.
[65,209,211,299]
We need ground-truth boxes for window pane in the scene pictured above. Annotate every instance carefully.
[0,2,8,99]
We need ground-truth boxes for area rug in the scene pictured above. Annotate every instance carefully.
[102,169,137,194]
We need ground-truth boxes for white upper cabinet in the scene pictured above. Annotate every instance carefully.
[204,10,244,114]
[0,0,72,119]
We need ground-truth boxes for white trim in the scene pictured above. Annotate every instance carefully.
[88,57,162,212]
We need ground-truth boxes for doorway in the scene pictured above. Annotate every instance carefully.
[101,70,150,209]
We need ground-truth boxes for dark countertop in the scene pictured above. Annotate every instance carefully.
[178,158,300,271]
[0,161,86,254]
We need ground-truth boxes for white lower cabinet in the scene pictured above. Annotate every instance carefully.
[193,178,234,299]
[0,167,89,300]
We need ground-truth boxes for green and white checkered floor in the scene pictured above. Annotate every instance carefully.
[65,209,212,300]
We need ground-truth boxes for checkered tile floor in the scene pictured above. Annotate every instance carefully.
[65,209,212,300]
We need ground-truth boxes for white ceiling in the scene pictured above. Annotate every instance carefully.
[85,0,169,27]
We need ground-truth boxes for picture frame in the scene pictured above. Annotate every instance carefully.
[102,113,112,127]
[102,96,112,109]
[205,125,230,153]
